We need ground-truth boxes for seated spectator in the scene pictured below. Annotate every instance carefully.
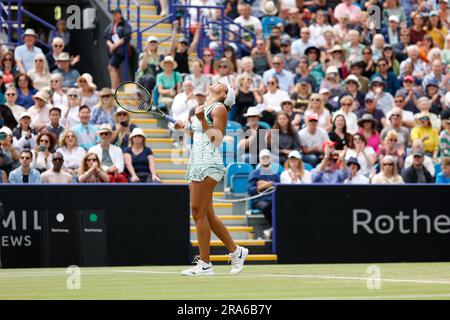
[401,150,434,183]
[311,142,349,183]
[281,37,300,75]
[371,57,400,96]
[262,55,294,92]
[8,149,41,183]
[41,151,72,183]
[349,62,370,94]
[343,29,365,63]
[281,98,302,131]
[290,79,312,112]
[77,152,109,183]
[304,47,324,87]
[404,140,435,177]
[31,132,56,173]
[212,58,235,85]
[357,113,381,154]
[361,47,376,78]
[49,73,68,109]
[387,90,416,128]
[88,124,127,183]
[356,92,387,131]
[440,113,450,158]
[425,11,448,49]
[333,95,358,134]
[47,107,64,142]
[382,45,400,76]
[185,59,211,93]
[341,74,365,110]
[424,80,444,115]
[328,114,352,152]
[328,45,349,79]
[27,53,51,90]
[399,45,427,81]
[156,56,182,111]
[1,52,17,86]
[259,76,290,126]
[266,112,301,165]
[169,20,201,75]
[381,107,411,151]
[233,74,261,125]
[410,112,439,161]
[345,133,377,177]
[344,157,369,184]
[52,52,80,89]
[367,76,395,116]
[72,105,99,150]
[4,87,25,123]
[91,88,117,126]
[46,37,79,73]
[280,150,312,184]
[304,93,332,132]
[0,161,6,182]
[61,88,81,128]
[28,90,51,132]
[15,73,38,109]
[111,107,138,150]
[238,107,265,164]
[370,155,404,184]
[248,149,280,235]
[12,112,37,151]
[415,97,441,130]
[170,80,196,130]
[436,157,450,184]
[14,29,43,74]
[136,36,163,88]
[378,130,405,170]
[0,126,19,172]
[320,66,343,98]
[241,56,264,91]
[56,128,86,177]
[77,73,99,109]
[124,128,160,183]
[48,20,71,50]
[293,59,317,92]
[299,113,330,167]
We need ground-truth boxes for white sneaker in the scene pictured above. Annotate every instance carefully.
[181,258,214,276]
[229,246,249,274]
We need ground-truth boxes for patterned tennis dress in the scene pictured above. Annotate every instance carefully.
[186,102,226,182]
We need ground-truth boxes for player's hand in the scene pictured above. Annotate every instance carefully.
[174,120,186,130]
[195,105,205,121]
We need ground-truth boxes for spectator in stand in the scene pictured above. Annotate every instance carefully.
[72,105,99,151]
[0,126,19,168]
[49,73,68,109]
[367,76,395,116]
[232,3,263,53]
[48,19,70,49]
[382,16,401,46]
[170,80,196,130]
[333,95,358,135]
[425,11,448,49]
[371,57,400,96]
[233,74,261,125]
[15,73,38,109]
[41,151,72,183]
[311,141,348,183]
[61,88,81,129]
[320,66,343,98]
[327,45,349,79]
[222,45,241,74]
[344,157,369,184]
[238,107,265,164]
[263,55,294,92]
[28,90,51,132]
[241,56,264,91]
[280,36,300,74]
[328,114,352,153]
[424,80,444,115]
[298,113,330,167]
[169,20,201,75]
[104,8,132,89]
[261,1,282,38]
[404,139,435,176]
[46,37,80,73]
[14,29,43,74]
[185,60,211,94]
[248,149,280,236]
[280,150,312,184]
[392,31,410,64]
[47,107,64,142]
[91,88,117,126]
[345,133,377,177]
[201,48,217,76]
[31,132,56,173]
[124,128,160,183]
[399,45,428,81]
[410,13,426,44]
[423,60,447,97]
[370,155,404,184]
[8,149,41,183]
[378,130,405,170]
[436,157,450,184]
[440,113,450,158]
[333,0,361,24]
[259,76,289,126]
[304,93,332,132]
[294,58,317,90]
[251,38,271,76]
[357,113,381,154]
[371,34,386,63]
[389,89,416,128]
[77,152,109,183]
[52,52,80,89]
[77,73,99,109]
[356,92,387,132]
[281,98,302,131]
[415,97,441,130]
[291,27,314,58]
[1,52,17,86]
[381,107,411,151]
[56,128,85,178]
[88,124,127,183]
[136,36,163,89]
[341,74,365,110]
[349,62,370,94]
[212,58,235,85]
[266,111,301,165]
[310,10,333,48]
[361,47,376,79]
[401,150,434,183]
[411,112,439,161]
[111,107,138,150]
[12,112,36,151]
[27,53,51,90]
[156,56,182,111]
[1,89,20,129]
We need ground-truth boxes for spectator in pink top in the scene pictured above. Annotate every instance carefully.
[334,0,362,24]
[357,113,381,153]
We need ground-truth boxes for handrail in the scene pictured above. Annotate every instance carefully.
[21,8,56,32]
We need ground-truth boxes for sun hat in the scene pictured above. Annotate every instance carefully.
[243,106,260,117]
[56,52,72,62]
[388,15,400,23]
[129,128,146,140]
[98,124,113,134]
[19,111,32,121]
[345,74,361,89]
[326,66,339,75]
[32,90,49,104]
[214,58,233,71]
[22,28,38,39]
[99,87,113,97]
[358,113,378,127]
[77,73,97,90]
[159,55,178,70]
[260,0,278,16]
[365,92,376,101]
[147,36,159,43]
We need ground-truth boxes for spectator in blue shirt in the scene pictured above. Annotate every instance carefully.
[15,73,37,109]
[261,1,282,38]
[248,149,280,232]
[8,149,41,183]
[52,52,80,89]
[371,58,400,96]
[311,142,349,183]
[14,29,43,73]
[436,158,450,184]
[72,105,99,151]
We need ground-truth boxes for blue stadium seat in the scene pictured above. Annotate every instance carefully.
[226,121,242,131]
[220,141,235,167]
[303,162,313,171]
[225,162,253,192]
[256,162,284,175]
[258,121,271,129]
[435,163,442,177]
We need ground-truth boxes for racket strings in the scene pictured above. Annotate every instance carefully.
[116,83,151,113]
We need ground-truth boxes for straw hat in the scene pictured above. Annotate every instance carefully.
[129,128,146,139]
[243,107,260,117]
[19,111,32,121]
[345,74,361,89]
[160,55,178,70]
[260,0,278,16]
[22,28,38,39]
[32,90,49,104]
[214,58,233,71]
[56,52,72,62]
[77,73,97,90]
[99,87,113,97]
[98,124,113,134]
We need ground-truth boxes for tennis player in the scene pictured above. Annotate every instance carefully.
[175,78,249,276]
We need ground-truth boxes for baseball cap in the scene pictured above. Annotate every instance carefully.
[259,149,271,158]
[319,88,330,94]
[403,75,415,82]
[426,79,439,87]
[281,37,292,45]
[413,150,425,157]
[0,126,12,136]
[347,157,361,169]
[307,113,319,122]
[110,8,122,14]
[365,92,376,101]
[147,36,159,43]
[298,77,311,85]
[388,15,400,23]
[178,37,189,44]
[430,10,439,17]
[371,76,385,85]
[288,150,301,160]
[322,140,337,153]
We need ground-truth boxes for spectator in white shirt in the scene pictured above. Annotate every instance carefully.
[345,133,377,177]
[41,151,72,183]
[280,150,312,184]
[55,128,86,177]
[344,157,369,184]
[291,27,314,58]
[28,90,51,132]
[309,10,333,47]
[259,76,290,126]
[262,55,295,92]
[27,53,51,90]
[333,95,359,134]
[298,113,330,167]
[232,3,263,52]
[399,45,428,80]
[49,73,68,109]
[170,79,197,130]
[61,88,81,128]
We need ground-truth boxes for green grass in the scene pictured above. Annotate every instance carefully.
[1,263,450,300]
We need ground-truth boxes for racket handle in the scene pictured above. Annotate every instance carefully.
[164,114,177,124]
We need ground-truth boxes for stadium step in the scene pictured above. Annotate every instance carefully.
[155,169,186,179]
[154,158,188,169]
[190,240,273,255]
[190,215,246,226]
[191,239,265,247]
[151,148,186,158]
[130,118,159,129]
[145,137,174,148]
[161,179,187,184]
[190,226,251,240]
[143,128,170,138]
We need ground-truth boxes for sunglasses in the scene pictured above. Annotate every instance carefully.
[35,59,44,62]
[389,139,398,142]
[273,62,281,65]
[20,156,31,160]
[268,81,276,85]
[117,113,128,116]
[51,80,60,83]
[281,44,289,47]
[52,158,63,162]
[68,94,78,98]
[341,103,353,106]
[394,99,404,103]
[3,58,13,61]
[78,79,87,83]
[383,163,394,166]
[100,132,111,136]
[40,140,49,143]
[311,98,321,102]
[87,158,98,162]
[53,44,63,48]
[218,65,228,69]
[366,99,374,103]
[6,93,16,96]
[391,114,401,118]
[403,80,413,84]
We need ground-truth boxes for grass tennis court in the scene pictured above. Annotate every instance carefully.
[1,262,450,300]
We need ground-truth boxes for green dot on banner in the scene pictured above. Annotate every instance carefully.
[89,213,98,223]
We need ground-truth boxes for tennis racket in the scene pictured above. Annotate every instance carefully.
[114,81,177,124]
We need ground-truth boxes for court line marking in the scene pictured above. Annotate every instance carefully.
[115,270,450,285]
[301,293,450,300]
